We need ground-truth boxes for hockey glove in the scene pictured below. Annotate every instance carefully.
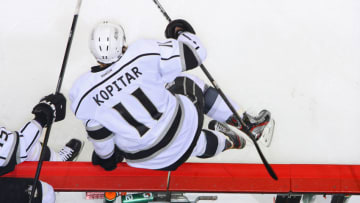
[32,93,66,127]
[92,147,124,171]
[165,19,196,39]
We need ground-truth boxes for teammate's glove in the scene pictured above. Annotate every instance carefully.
[92,147,124,171]
[165,19,196,39]
[32,93,66,127]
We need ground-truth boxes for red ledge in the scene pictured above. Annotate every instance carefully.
[2,162,360,194]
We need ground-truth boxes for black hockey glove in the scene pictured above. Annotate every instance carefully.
[165,19,196,39]
[92,147,124,171]
[32,93,66,127]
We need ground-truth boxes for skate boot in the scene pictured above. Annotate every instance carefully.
[208,120,246,149]
[226,109,275,147]
[58,139,83,161]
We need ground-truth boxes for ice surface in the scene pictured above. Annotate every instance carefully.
[1,0,360,202]
[0,0,359,167]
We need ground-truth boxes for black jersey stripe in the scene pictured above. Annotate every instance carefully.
[197,130,219,158]
[74,53,161,115]
[157,40,173,45]
[131,88,162,120]
[182,33,193,41]
[20,122,31,133]
[159,76,205,171]
[161,55,180,61]
[122,104,182,160]
[182,33,198,46]
[26,130,39,152]
[159,44,173,48]
[113,102,149,137]
[87,126,113,140]
[0,131,9,141]
[182,43,200,70]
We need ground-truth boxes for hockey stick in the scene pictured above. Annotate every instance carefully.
[151,0,278,180]
[29,0,83,202]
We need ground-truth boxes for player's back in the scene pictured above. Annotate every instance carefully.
[70,39,180,153]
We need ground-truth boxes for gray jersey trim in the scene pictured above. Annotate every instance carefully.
[120,96,181,155]
[125,97,185,163]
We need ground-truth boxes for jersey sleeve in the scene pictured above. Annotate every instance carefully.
[18,120,43,162]
[69,75,116,159]
[177,32,207,70]
[0,120,43,175]
[158,32,207,82]
[0,127,19,175]
[85,119,115,159]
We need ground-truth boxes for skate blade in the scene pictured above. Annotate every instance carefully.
[259,119,275,147]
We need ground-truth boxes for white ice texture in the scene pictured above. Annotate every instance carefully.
[0,0,359,165]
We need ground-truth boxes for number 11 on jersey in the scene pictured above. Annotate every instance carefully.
[113,88,162,137]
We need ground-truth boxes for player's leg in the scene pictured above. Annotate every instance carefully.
[208,120,246,150]
[57,139,83,161]
[179,73,274,142]
[191,126,246,159]
[26,139,83,162]
[190,130,225,159]
[204,85,275,145]
[226,109,274,140]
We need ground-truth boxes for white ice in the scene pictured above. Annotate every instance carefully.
[0,0,359,202]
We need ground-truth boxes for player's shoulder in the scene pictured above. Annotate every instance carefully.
[125,38,178,58]
[69,70,94,102]
[127,39,160,54]
[71,70,92,88]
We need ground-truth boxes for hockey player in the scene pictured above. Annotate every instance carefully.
[70,20,274,171]
[0,93,82,203]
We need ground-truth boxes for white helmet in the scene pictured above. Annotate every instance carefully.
[89,21,126,64]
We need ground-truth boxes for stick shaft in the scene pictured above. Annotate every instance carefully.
[29,1,83,202]
[56,0,82,93]
[199,64,277,180]
[153,0,172,22]
[151,0,278,180]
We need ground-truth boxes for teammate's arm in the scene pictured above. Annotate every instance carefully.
[0,93,66,175]
[32,93,66,127]
[86,119,123,171]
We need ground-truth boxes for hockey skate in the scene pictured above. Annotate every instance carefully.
[58,139,83,161]
[208,120,246,149]
[226,109,275,147]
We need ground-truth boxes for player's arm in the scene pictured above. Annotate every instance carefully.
[85,119,124,171]
[165,19,207,71]
[0,93,66,175]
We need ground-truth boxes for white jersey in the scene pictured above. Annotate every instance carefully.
[0,120,43,174]
[70,32,206,169]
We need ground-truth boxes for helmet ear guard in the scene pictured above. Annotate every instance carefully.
[89,21,126,64]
